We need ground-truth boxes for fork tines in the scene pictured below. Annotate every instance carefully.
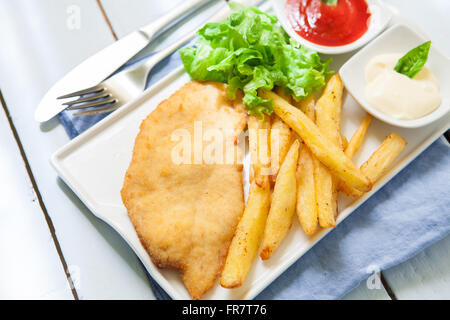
[57,85,104,100]
[57,85,118,116]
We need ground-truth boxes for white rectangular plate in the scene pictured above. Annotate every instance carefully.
[51,5,449,300]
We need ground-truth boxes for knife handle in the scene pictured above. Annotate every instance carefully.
[139,0,211,39]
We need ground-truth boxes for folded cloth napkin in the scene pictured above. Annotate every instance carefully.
[58,48,450,300]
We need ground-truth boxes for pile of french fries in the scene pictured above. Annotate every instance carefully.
[220,74,408,289]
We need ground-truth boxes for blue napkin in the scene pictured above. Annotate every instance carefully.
[58,48,450,300]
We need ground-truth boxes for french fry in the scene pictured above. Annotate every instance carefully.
[340,133,407,198]
[248,117,258,183]
[313,160,336,227]
[271,117,294,183]
[314,74,344,228]
[271,87,294,184]
[345,114,372,158]
[221,114,272,288]
[221,177,271,288]
[274,87,292,104]
[361,133,406,180]
[248,115,271,186]
[338,114,372,194]
[296,96,315,124]
[260,140,300,260]
[259,89,371,192]
[341,135,349,150]
[294,96,319,235]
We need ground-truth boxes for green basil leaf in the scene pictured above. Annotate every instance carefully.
[321,0,338,5]
[394,41,431,78]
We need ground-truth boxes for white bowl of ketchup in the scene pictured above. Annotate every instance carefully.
[271,0,392,55]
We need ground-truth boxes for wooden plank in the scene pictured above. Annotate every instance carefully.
[0,95,73,299]
[100,0,187,37]
[383,235,450,299]
[343,280,391,300]
[100,0,224,37]
[0,0,155,299]
[100,0,226,58]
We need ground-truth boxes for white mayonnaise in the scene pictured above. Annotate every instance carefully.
[365,53,441,120]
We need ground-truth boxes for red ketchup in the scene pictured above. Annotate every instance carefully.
[286,0,371,47]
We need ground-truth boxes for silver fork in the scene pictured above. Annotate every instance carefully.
[58,28,197,116]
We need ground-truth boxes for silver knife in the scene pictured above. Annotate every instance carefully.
[35,0,213,122]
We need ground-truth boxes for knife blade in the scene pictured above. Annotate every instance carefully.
[35,0,212,122]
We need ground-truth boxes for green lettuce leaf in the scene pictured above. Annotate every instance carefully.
[180,4,332,116]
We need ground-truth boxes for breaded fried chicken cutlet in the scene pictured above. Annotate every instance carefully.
[121,81,247,299]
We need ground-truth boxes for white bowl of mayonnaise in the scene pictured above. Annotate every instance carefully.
[340,24,450,128]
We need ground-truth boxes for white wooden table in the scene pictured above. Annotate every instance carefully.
[0,0,448,300]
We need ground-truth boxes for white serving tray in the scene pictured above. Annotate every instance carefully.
[51,4,450,300]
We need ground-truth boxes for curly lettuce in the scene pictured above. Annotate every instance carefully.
[180,3,332,116]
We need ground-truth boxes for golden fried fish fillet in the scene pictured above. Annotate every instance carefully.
[121,81,247,299]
